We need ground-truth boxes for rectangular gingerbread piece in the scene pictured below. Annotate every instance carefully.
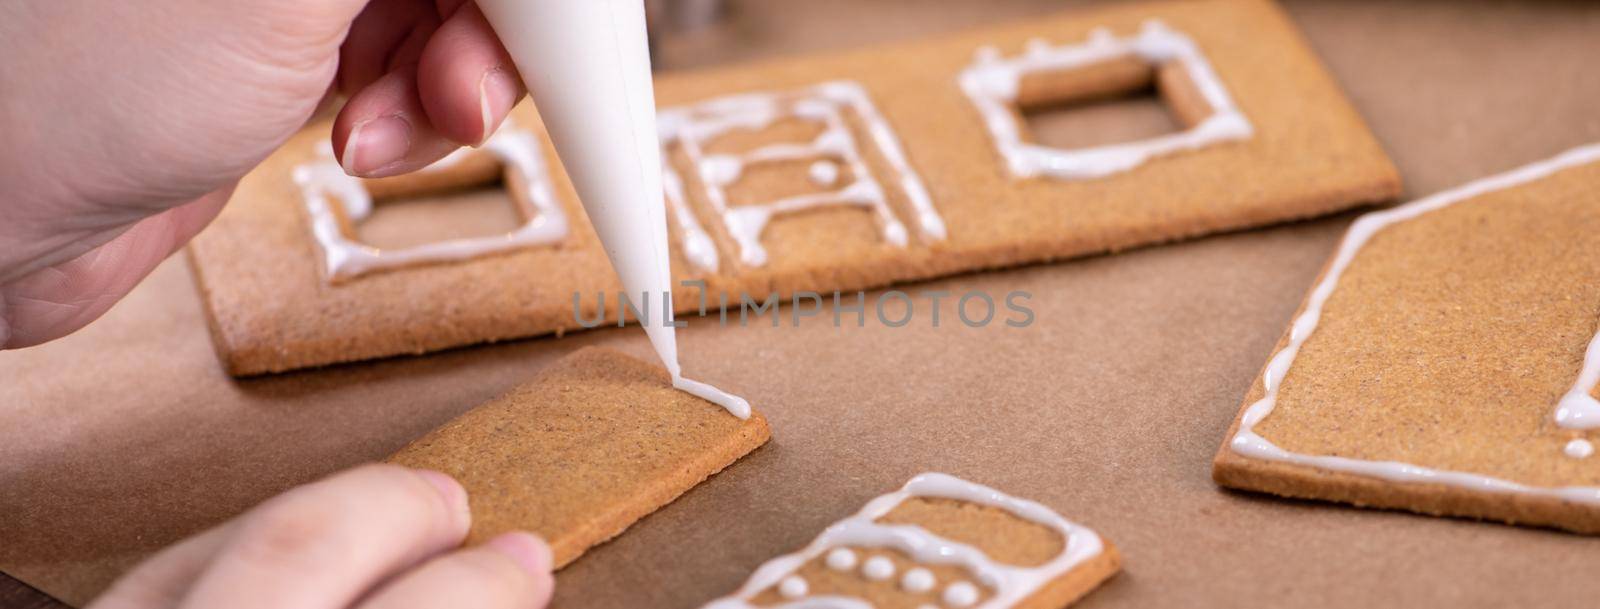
[1213,144,1600,533]
[189,0,1400,375]
[703,473,1120,609]
[387,346,771,566]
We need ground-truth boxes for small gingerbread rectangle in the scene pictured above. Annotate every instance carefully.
[387,347,771,567]
[1213,144,1600,533]
[703,473,1119,609]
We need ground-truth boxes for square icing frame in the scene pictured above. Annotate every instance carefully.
[959,20,1253,180]
[292,127,570,283]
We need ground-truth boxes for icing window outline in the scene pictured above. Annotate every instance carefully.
[701,472,1107,609]
[293,123,570,283]
[959,20,1253,180]
[658,80,947,271]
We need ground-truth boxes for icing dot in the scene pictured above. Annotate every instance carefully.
[777,575,808,599]
[1565,439,1594,459]
[699,155,742,186]
[862,556,895,581]
[825,548,857,571]
[943,581,979,608]
[808,160,840,186]
[901,567,935,593]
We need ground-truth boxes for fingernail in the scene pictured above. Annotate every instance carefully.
[477,68,519,145]
[487,532,554,574]
[413,469,470,523]
[342,114,411,176]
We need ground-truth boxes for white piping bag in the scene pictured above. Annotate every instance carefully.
[475,0,749,418]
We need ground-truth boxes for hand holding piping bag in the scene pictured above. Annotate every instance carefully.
[0,0,529,349]
[3,1,558,607]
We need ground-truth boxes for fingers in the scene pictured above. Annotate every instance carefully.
[176,464,471,609]
[417,2,527,146]
[0,185,230,349]
[337,0,441,94]
[335,1,525,176]
[332,66,465,178]
[87,524,235,609]
[355,532,555,609]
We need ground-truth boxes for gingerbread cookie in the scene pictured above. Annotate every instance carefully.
[387,347,770,566]
[703,473,1119,609]
[1213,144,1600,533]
[189,0,1399,375]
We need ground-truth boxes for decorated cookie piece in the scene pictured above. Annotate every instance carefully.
[1214,144,1600,533]
[189,0,1399,376]
[703,473,1120,609]
[295,120,570,283]
[387,347,769,566]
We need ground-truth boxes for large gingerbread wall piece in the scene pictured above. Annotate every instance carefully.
[1214,144,1600,533]
[188,0,1399,375]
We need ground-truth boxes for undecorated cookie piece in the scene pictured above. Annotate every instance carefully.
[387,347,770,566]
[1213,144,1600,533]
[703,473,1120,609]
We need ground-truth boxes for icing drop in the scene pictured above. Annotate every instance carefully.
[1566,439,1595,460]
[861,556,895,581]
[1227,143,1600,505]
[658,80,947,270]
[901,567,936,593]
[808,160,841,186]
[699,473,1106,609]
[778,576,809,599]
[959,20,1252,180]
[296,124,570,282]
[1554,326,1600,429]
[673,376,752,420]
[943,582,979,608]
[825,548,858,571]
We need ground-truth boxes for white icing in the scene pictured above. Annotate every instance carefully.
[1554,325,1600,430]
[900,568,935,593]
[659,80,947,269]
[861,556,895,581]
[1228,143,1600,497]
[759,598,873,609]
[779,576,809,599]
[661,165,722,273]
[701,473,1106,609]
[474,0,749,419]
[958,20,1252,180]
[808,160,841,186]
[1566,439,1595,460]
[295,124,570,282]
[672,376,751,419]
[943,582,979,608]
[825,548,858,571]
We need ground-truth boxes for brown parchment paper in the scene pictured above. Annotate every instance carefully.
[3,0,1600,607]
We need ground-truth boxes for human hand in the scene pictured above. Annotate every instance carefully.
[88,464,554,609]
[0,0,529,349]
